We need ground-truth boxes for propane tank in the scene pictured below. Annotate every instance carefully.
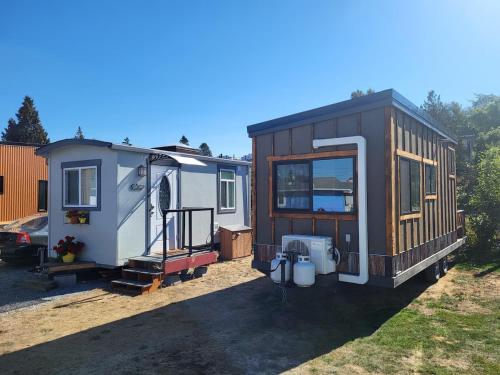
[270,252,290,284]
[293,255,315,287]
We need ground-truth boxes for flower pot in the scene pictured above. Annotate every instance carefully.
[70,216,79,224]
[79,217,87,224]
[62,253,76,263]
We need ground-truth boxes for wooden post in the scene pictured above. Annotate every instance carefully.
[162,210,167,261]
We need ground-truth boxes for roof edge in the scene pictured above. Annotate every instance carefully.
[35,139,113,156]
[246,89,457,143]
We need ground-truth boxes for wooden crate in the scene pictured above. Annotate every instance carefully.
[219,225,252,260]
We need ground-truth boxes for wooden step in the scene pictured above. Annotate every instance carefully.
[123,268,163,276]
[111,279,153,288]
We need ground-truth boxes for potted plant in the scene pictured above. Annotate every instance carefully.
[78,211,88,224]
[65,210,79,224]
[52,236,84,263]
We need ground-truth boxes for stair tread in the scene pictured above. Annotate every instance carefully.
[123,268,163,276]
[111,279,153,288]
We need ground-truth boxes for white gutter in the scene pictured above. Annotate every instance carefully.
[312,136,369,285]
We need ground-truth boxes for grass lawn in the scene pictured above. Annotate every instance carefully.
[299,248,500,374]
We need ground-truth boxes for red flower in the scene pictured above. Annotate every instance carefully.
[58,239,64,245]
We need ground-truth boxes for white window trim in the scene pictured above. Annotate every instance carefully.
[220,169,236,210]
[63,166,98,208]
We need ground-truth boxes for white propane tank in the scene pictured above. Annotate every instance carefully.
[270,252,291,284]
[293,255,315,287]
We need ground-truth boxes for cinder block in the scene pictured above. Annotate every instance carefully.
[54,274,77,288]
[163,275,181,287]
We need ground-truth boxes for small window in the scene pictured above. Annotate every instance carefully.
[0,176,3,194]
[38,180,48,211]
[400,158,420,214]
[276,163,310,210]
[425,165,436,195]
[63,166,98,208]
[448,148,456,176]
[313,158,354,213]
[219,169,236,211]
[159,176,171,214]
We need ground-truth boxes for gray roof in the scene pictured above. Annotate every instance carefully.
[35,139,251,166]
[247,89,457,143]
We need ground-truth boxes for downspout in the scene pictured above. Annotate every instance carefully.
[312,136,369,285]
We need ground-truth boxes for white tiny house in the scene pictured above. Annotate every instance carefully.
[37,139,251,268]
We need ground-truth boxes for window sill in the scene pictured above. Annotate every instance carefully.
[218,208,236,215]
[425,195,437,200]
[399,212,421,220]
[62,206,100,212]
[272,211,357,221]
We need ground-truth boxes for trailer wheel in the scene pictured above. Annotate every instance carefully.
[423,262,440,283]
[440,256,449,276]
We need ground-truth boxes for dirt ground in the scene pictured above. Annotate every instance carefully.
[0,257,498,374]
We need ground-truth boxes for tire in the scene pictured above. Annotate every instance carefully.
[440,256,449,276]
[423,261,440,283]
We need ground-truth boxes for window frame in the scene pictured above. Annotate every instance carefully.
[399,157,421,216]
[272,156,357,215]
[38,180,48,212]
[61,159,101,211]
[218,166,236,213]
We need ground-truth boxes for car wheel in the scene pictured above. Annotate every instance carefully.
[440,256,449,276]
[424,261,440,283]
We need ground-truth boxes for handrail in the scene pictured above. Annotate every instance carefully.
[161,207,215,262]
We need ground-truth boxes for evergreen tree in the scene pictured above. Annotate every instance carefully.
[1,96,49,144]
[179,135,189,145]
[350,89,375,99]
[75,126,84,139]
[199,142,212,156]
[122,137,131,145]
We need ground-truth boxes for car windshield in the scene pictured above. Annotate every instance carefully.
[20,216,48,231]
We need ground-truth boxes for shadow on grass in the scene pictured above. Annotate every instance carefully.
[0,274,432,375]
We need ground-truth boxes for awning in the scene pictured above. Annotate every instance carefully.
[167,154,207,167]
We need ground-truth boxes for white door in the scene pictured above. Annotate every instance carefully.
[149,165,178,253]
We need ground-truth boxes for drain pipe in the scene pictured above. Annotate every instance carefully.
[312,136,368,285]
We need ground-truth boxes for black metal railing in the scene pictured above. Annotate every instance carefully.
[161,207,215,262]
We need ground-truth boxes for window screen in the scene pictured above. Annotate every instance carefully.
[38,180,48,211]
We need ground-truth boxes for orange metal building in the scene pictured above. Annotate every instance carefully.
[0,142,48,223]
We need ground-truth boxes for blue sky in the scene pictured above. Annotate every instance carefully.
[1,1,499,156]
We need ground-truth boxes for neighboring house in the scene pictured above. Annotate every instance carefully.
[0,142,48,224]
[248,89,466,288]
[36,139,251,268]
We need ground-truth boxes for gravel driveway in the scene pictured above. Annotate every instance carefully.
[0,260,106,313]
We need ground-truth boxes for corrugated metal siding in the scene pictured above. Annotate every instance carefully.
[0,144,48,222]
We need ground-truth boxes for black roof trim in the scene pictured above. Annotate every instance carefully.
[0,141,45,147]
[35,139,112,156]
[247,89,457,143]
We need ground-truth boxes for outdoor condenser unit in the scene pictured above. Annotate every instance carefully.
[282,235,337,275]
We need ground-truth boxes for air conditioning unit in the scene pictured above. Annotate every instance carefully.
[282,235,336,275]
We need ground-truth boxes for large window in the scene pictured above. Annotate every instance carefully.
[38,180,48,211]
[63,164,99,209]
[425,164,436,195]
[275,157,355,213]
[219,169,236,211]
[400,158,420,214]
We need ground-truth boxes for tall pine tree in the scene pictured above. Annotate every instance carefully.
[1,96,49,144]
[75,126,84,139]
[179,135,189,145]
[199,142,212,156]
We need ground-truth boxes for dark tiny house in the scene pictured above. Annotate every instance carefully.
[247,89,466,287]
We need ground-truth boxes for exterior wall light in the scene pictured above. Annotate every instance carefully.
[138,165,147,177]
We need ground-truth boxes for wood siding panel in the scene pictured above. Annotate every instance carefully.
[0,144,48,223]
